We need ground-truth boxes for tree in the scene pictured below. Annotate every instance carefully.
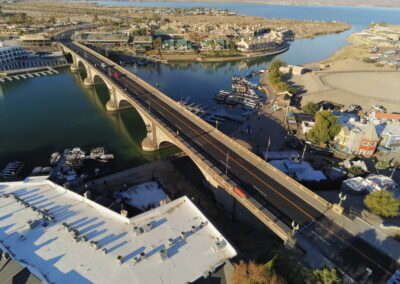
[364,190,400,218]
[269,58,286,72]
[307,111,341,143]
[306,267,341,284]
[153,37,162,55]
[302,102,319,114]
[231,260,286,284]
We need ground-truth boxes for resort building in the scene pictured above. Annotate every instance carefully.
[76,32,130,45]
[0,177,236,284]
[132,36,153,51]
[161,39,194,52]
[19,34,51,47]
[0,43,28,70]
[200,39,227,52]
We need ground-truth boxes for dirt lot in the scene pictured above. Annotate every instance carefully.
[292,58,400,112]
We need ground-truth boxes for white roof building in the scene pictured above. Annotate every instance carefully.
[0,177,236,284]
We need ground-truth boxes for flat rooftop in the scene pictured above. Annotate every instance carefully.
[0,177,236,284]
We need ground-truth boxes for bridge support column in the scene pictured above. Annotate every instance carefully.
[142,121,159,152]
[83,67,95,86]
[70,62,79,72]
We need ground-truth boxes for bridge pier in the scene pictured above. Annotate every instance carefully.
[70,63,79,72]
[141,137,159,152]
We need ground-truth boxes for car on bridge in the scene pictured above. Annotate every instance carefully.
[101,63,107,68]
[113,72,121,78]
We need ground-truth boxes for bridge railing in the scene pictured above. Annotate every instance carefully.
[70,42,331,214]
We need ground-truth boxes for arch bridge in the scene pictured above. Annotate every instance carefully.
[60,41,333,245]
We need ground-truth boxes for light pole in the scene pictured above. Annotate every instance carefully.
[265,136,271,162]
[215,119,219,130]
[301,141,311,160]
[291,220,299,236]
[338,192,347,207]
[390,163,398,179]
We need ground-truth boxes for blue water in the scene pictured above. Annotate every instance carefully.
[95,1,400,29]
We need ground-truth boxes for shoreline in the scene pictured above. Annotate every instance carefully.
[160,46,289,63]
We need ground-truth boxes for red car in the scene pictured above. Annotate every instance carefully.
[113,72,121,78]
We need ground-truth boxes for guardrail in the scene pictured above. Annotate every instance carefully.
[68,42,331,215]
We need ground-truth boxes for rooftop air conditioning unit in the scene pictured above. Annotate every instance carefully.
[133,226,144,236]
[143,223,152,232]
[159,248,168,261]
[212,239,227,252]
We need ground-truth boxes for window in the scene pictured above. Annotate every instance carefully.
[362,141,369,146]
[370,142,376,147]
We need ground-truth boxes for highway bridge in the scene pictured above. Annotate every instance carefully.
[59,40,399,283]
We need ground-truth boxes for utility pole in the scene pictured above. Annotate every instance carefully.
[265,136,271,162]
[390,163,398,179]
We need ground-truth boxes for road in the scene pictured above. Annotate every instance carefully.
[61,39,399,283]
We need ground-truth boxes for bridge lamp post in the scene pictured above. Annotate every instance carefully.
[215,119,220,130]
[338,192,347,207]
[291,220,299,236]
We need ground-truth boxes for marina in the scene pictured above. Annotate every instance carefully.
[214,75,265,110]
[0,66,62,83]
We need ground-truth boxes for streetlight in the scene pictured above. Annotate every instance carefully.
[301,141,312,160]
[390,163,398,179]
[338,192,347,207]
[215,119,220,130]
[291,220,299,236]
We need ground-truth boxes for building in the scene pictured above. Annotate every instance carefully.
[0,43,28,70]
[378,122,400,153]
[132,36,153,51]
[286,112,315,135]
[161,39,194,52]
[200,39,227,52]
[334,122,379,158]
[19,34,51,47]
[77,32,129,45]
[0,177,236,284]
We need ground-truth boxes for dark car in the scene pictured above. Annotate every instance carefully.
[284,139,304,149]
[308,146,334,157]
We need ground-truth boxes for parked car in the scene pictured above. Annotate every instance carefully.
[372,104,386,112]
[349,104,362,111]
[319,102,335,110]
[284,139,304,149]
[308,146,334,157]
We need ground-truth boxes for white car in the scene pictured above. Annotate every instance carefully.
[372,104,386,112]
[101,63,107,68]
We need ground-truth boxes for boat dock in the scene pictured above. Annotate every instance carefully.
[0,66,64,84]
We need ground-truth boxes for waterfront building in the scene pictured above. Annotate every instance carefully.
[236,30,285,53]
[200,39,227,51]
[76,32,130,45]
[0,177,236,284]
[132,36,153,51]
[0,43,28,70]
[19,34,51,47]
[161,39,194,52]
